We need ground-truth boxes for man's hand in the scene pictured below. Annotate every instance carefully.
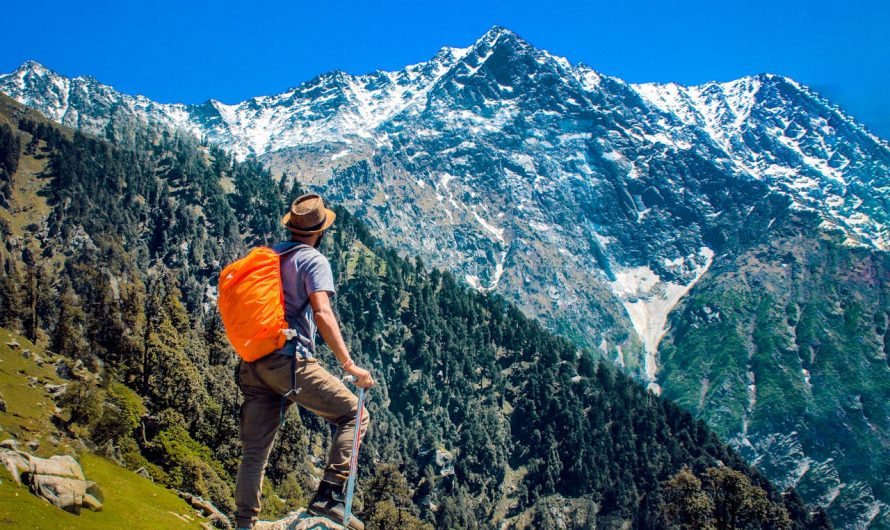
[345,363,375,388]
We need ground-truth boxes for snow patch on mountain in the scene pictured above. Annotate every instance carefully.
[610,247,714,392]
[633,76,889,250]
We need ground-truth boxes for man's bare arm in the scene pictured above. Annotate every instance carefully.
[309,290,374,387]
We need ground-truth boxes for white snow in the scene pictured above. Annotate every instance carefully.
[615,345,626,368]
[633,76,890,251]
[472,211,506,244]
[465,250,508,293]
[610,247,715,385]
[9,45,888,253]
[602,150,624,162]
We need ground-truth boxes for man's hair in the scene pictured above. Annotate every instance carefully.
[290,231,324,248]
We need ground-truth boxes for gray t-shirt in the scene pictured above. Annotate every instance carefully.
[271,242,336,357]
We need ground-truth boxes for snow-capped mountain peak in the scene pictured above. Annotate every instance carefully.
[3,27,887,255]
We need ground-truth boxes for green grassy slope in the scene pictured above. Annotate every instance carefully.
[0,329,208,529]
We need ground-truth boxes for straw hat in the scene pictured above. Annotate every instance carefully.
[281,193,336,235]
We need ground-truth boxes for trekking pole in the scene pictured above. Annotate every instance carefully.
[341,375,367,528]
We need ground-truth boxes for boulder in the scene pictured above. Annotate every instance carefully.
[178,491,233,529]
[71,359,90,379]
[1,451,103,514]
[44,383,67,399]
[0,391,6,412]
[0,449,29,485]
[28,454,104,514]
[0,438,18,450]
[210,512,233,529]
[30,474,88,513]
[55,359,73,380]
[255,509,344,530]
[82,492,103,511]
[29,454,85,480]
[6,339,20,350]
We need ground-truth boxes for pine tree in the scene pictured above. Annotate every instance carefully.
[143,271,209,423]
[54,280,90,359]
[661,467,714,529]
[703,466,790,530]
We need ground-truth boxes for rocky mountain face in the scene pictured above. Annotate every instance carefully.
[660,210,889,530]
[2,26,888,528]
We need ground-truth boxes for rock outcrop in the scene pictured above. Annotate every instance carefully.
[0,449,103,514]
[178,490,233,529]
[256,509,344,530]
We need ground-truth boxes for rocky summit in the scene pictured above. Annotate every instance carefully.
[2,26,888,529]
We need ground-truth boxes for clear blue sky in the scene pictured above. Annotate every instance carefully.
[3,0,889,137]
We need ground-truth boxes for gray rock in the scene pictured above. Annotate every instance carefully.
[6,340,20,350]
[44,383,67,399]
[255,509,343,530]
[0,448,29,485]
[100,442,122,465]
[26,439,39,451]
[82,492,103,511]
[0,438,17,450]
[179,491,233,529]
[29,454,84,480]
[0,391,6,413]
[209,512,233,530]
[1,449,103,513]
[23,453,103,513]
[30,474,87,513]
[78,438,98,452]
[54,359,73,380]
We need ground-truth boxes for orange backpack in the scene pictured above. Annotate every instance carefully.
[217,246,302,362]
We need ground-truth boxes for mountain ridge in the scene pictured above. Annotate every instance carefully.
[3,28,886,253]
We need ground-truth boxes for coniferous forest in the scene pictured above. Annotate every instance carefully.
[0,94,830,528]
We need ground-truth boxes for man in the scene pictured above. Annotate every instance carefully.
[234,193,374,530]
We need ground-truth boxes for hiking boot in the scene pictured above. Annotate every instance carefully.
[307,480,365,530]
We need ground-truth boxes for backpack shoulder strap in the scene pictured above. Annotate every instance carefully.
[275,242,313,322]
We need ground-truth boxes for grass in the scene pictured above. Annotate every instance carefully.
[0,329,70,456]
[0,454,208,529]
[0,94,54,237]
[0,329,208,528]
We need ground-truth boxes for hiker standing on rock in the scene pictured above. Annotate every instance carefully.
[227,193,374,530]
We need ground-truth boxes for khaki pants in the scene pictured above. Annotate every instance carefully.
[234,354,370,528]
